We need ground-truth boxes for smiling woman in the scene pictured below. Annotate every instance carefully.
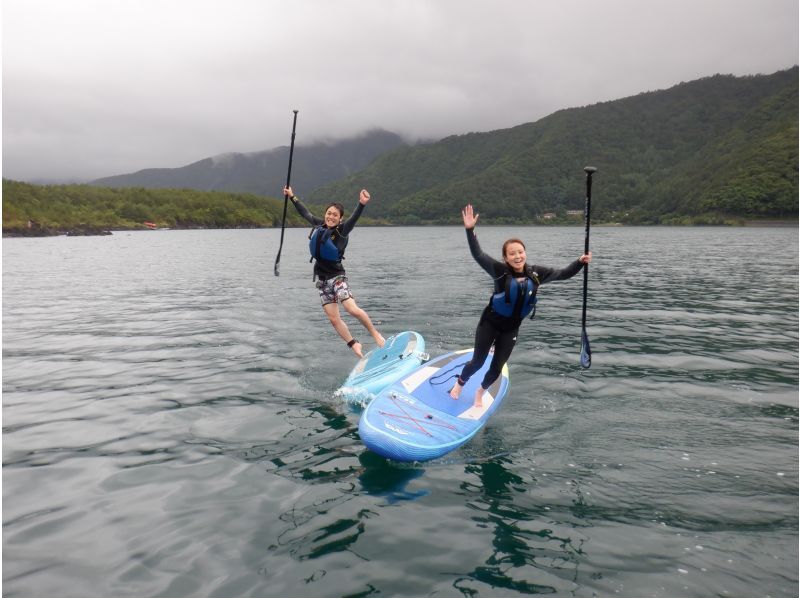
[285,185,385,359]
[448,202,591,409]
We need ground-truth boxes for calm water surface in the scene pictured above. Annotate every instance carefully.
[3,226,798,597]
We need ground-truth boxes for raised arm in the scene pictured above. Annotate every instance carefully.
[285,186,322,226]
[462,204,503,276]
[340,189,370,235]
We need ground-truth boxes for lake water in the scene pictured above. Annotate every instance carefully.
[3,226,797,597]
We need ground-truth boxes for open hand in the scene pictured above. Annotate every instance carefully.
[462,204,479,229]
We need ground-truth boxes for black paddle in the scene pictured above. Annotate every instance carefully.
[273,109,299,277]
[580,166,596,368]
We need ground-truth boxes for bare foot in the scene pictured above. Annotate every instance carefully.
[473,387,485,409]
[350,341,363,358]
[374,333,386,348]
[449,383,463,400]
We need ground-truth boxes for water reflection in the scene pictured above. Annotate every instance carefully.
[356,452,430,503]
[458,456,585,594]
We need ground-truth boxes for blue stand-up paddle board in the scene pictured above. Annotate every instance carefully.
[358,348,509,462]
[336,331,428,406]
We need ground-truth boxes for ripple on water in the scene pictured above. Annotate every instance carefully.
[2,227,797,597]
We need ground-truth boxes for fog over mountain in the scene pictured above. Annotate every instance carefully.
[3,0,796,182]
[89,130,409,197]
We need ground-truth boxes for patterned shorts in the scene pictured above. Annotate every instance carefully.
[316,275,354,306]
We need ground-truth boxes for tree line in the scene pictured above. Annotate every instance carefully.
[2,180,389,235]
[3,68,797,233]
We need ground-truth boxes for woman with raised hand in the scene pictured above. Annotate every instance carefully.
[450,204,592,408]
[285,186,385,358]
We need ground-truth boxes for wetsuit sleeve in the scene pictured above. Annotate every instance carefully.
[534,260,584,284]
[340,202,366,235]
[290,196,323,226]
[466,228,504,276]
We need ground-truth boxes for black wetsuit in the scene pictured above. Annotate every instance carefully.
[458,227,585,390]
[290,196,365,280]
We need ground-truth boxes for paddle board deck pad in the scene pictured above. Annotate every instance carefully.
[358,349,509,462]
[336,331,429,406]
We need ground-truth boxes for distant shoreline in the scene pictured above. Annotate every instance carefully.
[4,219,797,237]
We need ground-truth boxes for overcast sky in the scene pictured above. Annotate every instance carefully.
[2,0,797,182]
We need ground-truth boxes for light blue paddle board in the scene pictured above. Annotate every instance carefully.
[358,348,509,462]
[336,331,428,406]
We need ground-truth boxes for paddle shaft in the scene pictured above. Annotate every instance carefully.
[581,167,595,328]
[273,110,299,276]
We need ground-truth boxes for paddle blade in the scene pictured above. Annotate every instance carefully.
[580,328,592,369]
[274,263,280,277]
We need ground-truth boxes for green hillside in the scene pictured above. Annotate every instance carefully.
[308,67,798,225]
[3,68,797,234]
[1,182,312,235]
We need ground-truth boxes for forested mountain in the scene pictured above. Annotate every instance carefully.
[308,67,798,224]
[90,129,408,196]
[3,68,796,234]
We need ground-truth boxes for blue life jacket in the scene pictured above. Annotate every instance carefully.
[309,225,345,262]
[490,271,539,320]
